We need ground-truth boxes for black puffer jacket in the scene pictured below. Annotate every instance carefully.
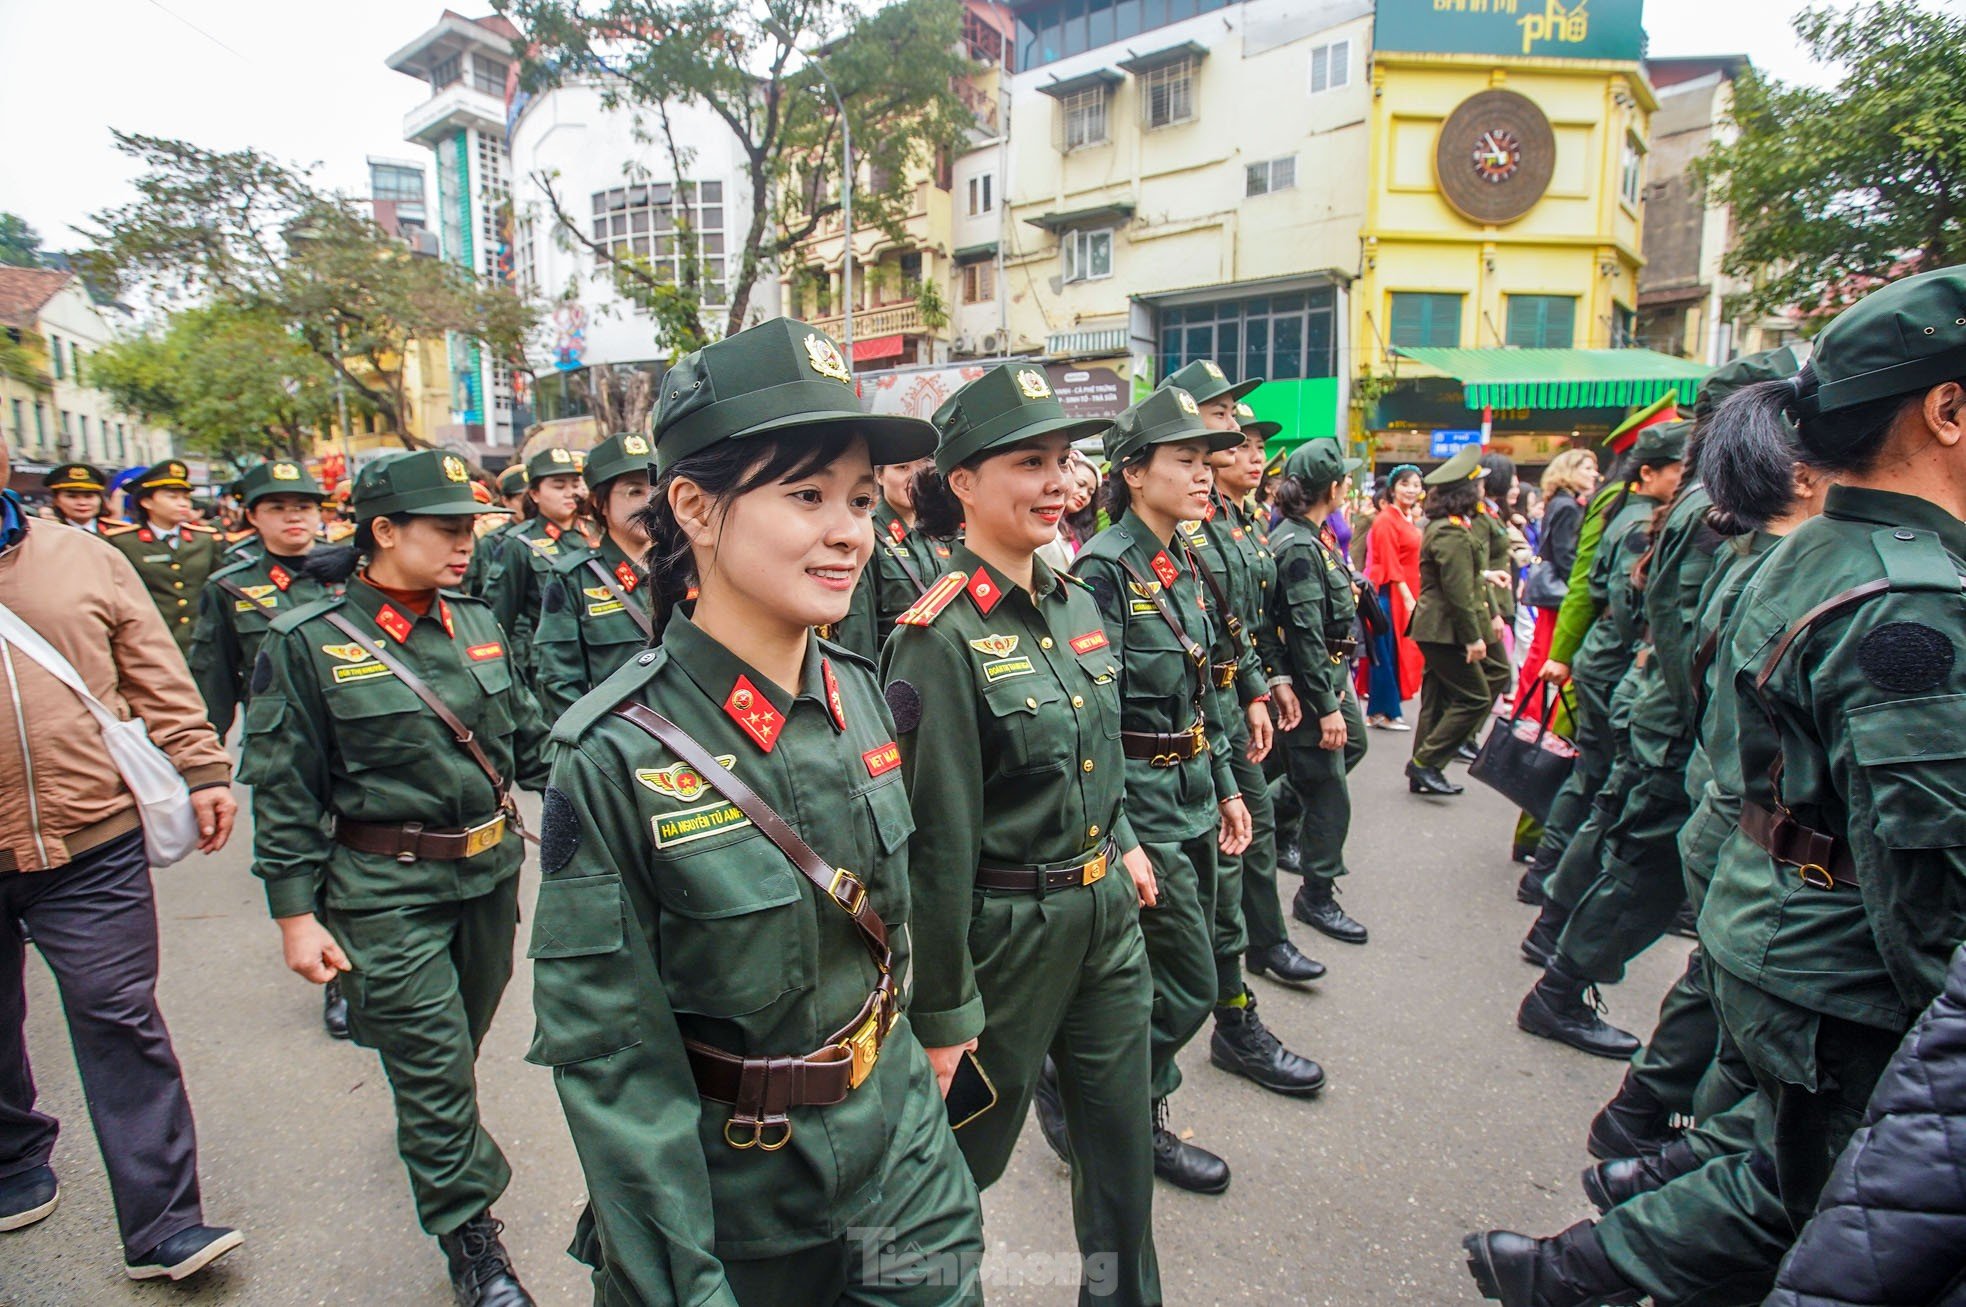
[1765,942,1966,1307]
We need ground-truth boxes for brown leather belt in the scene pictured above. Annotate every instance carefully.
[333,813,508,862]
[1121,720,1208,766]
[1738,800,1857,889]
[1329,637,1360,659]
[684,980,896,1150]
[977,842,1115,893]
[1211,660,1238,689]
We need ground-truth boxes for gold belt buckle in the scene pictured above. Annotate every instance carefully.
[843,1007,883,1089]
[461,814,506,858]
[1082,851,1108,886]
[1797,863,1836,890]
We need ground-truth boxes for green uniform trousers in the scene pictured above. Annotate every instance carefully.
[1527,671,1613,867]
[1465,636,1510,748]
[1413,642,1491,771]
[1628,948,1723,1118]
[1136,834,1220,1102]
[956,884,1160,1305]
[1549,762,1694,985]
[1209,711,1271,996]
[322,875,518,1236]
[1272,687,1367,883]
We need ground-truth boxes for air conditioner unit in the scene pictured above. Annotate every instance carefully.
[979,330,1006,355]
[953,333,976,355]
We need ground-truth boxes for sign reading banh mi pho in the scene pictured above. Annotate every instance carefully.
[1375,0,1646,62]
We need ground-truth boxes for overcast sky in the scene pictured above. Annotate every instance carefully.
[0,0,1885,252]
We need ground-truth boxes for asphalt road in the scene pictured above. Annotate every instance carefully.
[6,719,1692,1306]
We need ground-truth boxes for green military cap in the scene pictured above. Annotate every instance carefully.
[1103,386,1242,465]
[1801,264,1966,418]
[43,462,107,493]
[525,445,587,482]
[1159,359,1261,406]
[1631,419,1690,464]
[929,363,1109,474]
[130,459,193,495]
[496,464,528,495]
[1234,400,1282,442]
[583,431,655,488]
[1694,346,1801,426]
[1423,444,1491,486]
[1284,438,1363,485]
[235,458,326,507]
[351,450,510,522]
[651,316,935,474]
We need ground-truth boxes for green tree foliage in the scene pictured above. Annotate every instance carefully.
[89,304,343,461]
[0,213,44,268]
[1698,1,1966,321]
[81,133,538,446]
[498,0,976,343]
[0,329,52,394]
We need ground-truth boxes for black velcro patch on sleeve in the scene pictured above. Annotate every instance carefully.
[1287,557,1314,583]
[539,786,580,874]
[250,650,273,695]
[884,679,923,735]
[542,582,566,614]
[1086,575,1120,621]
[1858,622,1955,694]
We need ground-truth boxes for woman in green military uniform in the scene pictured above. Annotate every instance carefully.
[462,464,531,597]
[1073,386,1251,1195]
[832,451,951,661]
[486,446,597,686]
[879,364,1160,1304]
[1405,448,1491,794]
[528,319,983,1306]
[240,449,550,1307]
[533,431,658,723]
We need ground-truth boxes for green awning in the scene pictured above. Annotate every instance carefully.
[1391,347,1710,411]
[1025,201,1136,233]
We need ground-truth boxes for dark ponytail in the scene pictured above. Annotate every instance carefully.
[1275,474,1336,520]
[1709,359,1966,480]
[1102,453,1149,519]
[910,466,966,540]
[1699,379,1811,535]
[299,541,362,585]
[630,429,860,632]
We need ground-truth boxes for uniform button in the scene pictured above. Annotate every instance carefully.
[1025,697,1037,709]
[172,581,184,589]
[1082,758,1095,772]
[176,598,188,606]
[1088,824,1100,839]
[1895,530,1917,541]
[1039,637,1054,650]
[637,651,657,665]
[1072,695,1084,707]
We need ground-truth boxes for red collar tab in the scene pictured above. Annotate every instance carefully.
[966,568,1004,616]
[887,519,907,545]
[1202,501,1217,522]
[614,560,640,594]
[821,659,848,732]
[1150,551,1179,589]
[544,521,563,541]
[268,563,292,592]
[438,600,455,639]
[723,675,783,753]
[137,527,155,544]
[375,604,415,645]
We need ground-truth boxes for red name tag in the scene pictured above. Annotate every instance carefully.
[862,741,902,777]
[1069,630,1109,654]
[466,642,504,661]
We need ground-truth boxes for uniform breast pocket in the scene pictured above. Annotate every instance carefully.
[1850,695,1966,849]
[1124,621,1196,702]
[1074,652,1123,739]
[981,681,1072,773]
[527,873,643,1066]
[325,679,428,773]
[468,658,516,737]
[650,841,809,1018]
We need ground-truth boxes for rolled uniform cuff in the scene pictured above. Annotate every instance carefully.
[264,874,320,920]
[181,764,233,790]
[909,997,985,1051]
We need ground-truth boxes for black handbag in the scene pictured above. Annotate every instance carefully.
[1353,571,1391,639]
[1521,558,1568,610]
[1468,685,1578,822]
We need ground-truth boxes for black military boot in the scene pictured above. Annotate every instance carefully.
[1209,988,1326,1096]
[1669,899,1699,940]
[1245,940,1326,984]
[1581,1137,1700,1214]
[439,1210,534,1307]
[1463,1221,1644,1307]
[1586,1070,1681,1160]
[1454,740,1482,764]
[1032,1057,1070,1164]
[1151,1097,1230,1194]
[1520,901,1568,966]
[1516,866,1547,905]
[323,977,351,1041]
[1275,834,1303,875]
[1517,961,1640,1060]
[1406,760,1464,795]
[1293,879,1368,944]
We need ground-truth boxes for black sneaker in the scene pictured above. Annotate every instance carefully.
[124,1224,244,1281]
[0,1165,58,1232]
[439,1210,534,1307]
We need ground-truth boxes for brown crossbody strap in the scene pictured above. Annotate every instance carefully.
[582,556,655,640]
[879,532,931,597]
[1116,554,1211,717]
[1189,540,1244,639]
[210,574,265,610]
[610,702,890,964]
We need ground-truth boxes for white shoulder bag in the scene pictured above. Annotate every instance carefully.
[0,600,202,867]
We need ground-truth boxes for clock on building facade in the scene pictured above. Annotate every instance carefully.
[1435,89,1556,225]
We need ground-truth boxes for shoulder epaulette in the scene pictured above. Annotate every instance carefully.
[896,570,968,627]
[325,522,357,542]
[100,522,139,538]
[267,593,347,635]
[1055,568,1091,589]
[210,555,260,581]
[553,651,668,744]
[1872,527,1965,593]
[817,634,876,670]
[184,522,220,536]
[225,528,257,543]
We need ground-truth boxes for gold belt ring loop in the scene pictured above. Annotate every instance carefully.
[1797,863,1836,890]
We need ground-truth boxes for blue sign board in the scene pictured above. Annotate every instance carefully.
[1430,429,1484,458]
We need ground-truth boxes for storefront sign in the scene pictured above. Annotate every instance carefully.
[1430,429,1483,458]
[1374,0,1646,62]
[1044,364,1128,419]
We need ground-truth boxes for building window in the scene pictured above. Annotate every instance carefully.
[1016,0,1231,69]
[69,346,81,385]
[1611,303,1638,348]
[1245,156,1297,197]
[472,56,507,96]
[429,53,461,90]
[591,181,730,309]
[33,402,46,446]
[1309,38,1350,94]
[1158,286,1340,383]
[58,409,70,438]
[116,422,127,461]
[962,261,996,304]
[967,174,994,216]
[1062,228,1114,283]
[1140,57,1196,128]
[1389,292,1463,349]
[49,335,63,381]
[1621,133,1644,207]
[1062,86,1109,150]
[1505,295,1576,349]
[8,399,20,444]
[963,9,1007,66]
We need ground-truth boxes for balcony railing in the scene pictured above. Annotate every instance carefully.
[402,83,506,146]
[804,301,929,338]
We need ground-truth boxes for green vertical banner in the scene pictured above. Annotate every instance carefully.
[1374,0,1646,61]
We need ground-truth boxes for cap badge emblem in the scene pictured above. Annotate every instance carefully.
[623,435,649,455]
[1175,391,1199,415]
[1016,369,1052,400]
[803,333,853,384]
[442,455,468,482]
[271,463,300,480]
[1201,361,1225,380]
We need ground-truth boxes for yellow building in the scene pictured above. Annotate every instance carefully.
[1355,0,1706,466]
[312,334,460,464]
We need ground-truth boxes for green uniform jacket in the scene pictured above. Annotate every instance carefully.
[1268,517,1358,718]
[832,501,952,662]
[1074,511,1238,839]
[879,546,1137,1049]
[1625,484,1721,769]
[188,550,339,735]
[462,518,520,597]
[1705,487,1966,1063]
[1181,492,1273,707]
[533,538,653,725]
[529,613,936,1284]
[1409,515,1486,646]
[1477,505,1517,621]
[487,519,594,685]
[1548,482,1626,666]
[102,522,225,653]
[238,579,551,919]
[1570,493,1663,692]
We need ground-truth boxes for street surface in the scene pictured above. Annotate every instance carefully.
[7,720,1691,1305]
